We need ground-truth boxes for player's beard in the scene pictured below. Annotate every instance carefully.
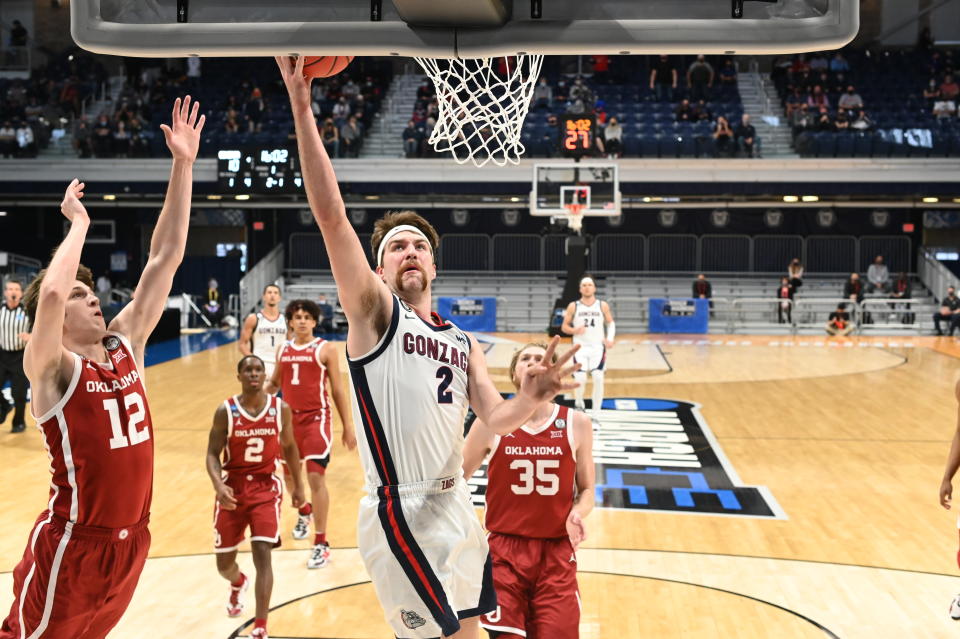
[394,263,428,294]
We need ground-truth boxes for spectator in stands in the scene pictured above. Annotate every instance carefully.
[807,85,830,109]
[816,106,833,131]
[316,293,335,334]
[649,55,678,102]
[72,117,92,158]
[867,255,890,293]
[245,87,265,133]
[735,114,757,158]
[790,103,813,139]
[15,121,35,158]
[402,119,421,158]
[532,77,552,109]
[339,115,362,158]
[933,287,960,336]
[829,52,849,73]
[96,272,112,308]
[675,99,694,122]
[808,52,828,72]
[592,55,610,84]
[601,117,623,158]
[785,87,806,117]
[342,77,360,101]
[693,100,712,122]
[10,20,27,47]
[224,113,240,134]
[776,276,795,324]
[834,110,850,132]
[843,273,864,304]
[851,110,873,131]
[713,115,734,157]
[719,58,738,86]
[186,56,201,91]
[889,272,913,324]
[838,85,864,114]
[692,273,712,306]
[332,96,351,123]
[933,98,957,121]
[112,120,131,158]
[0,122,15,158]
[941,74,960,101]
[416,79,433,101]
[353,95,373,128]
[686,55,714,101]
[923,78,941,106]
[203,278,224,327]
[826,302,854,336]
[788,258,804,289]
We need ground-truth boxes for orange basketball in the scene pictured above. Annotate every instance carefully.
[302,56,354,79]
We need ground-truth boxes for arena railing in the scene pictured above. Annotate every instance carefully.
[728,298,796,334]
[859,299,934,334]
[0,252,41,282]
[918,247,960,302]
[239,243,284,317]
[793,298,862,334]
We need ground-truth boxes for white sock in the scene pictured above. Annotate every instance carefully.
[591,370,605,416]
[573,371,587,408]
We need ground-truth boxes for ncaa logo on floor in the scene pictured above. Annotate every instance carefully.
[467,398,785,520]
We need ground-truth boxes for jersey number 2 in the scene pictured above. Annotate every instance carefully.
[104,392,150,450]
[436,366,453,404]
[244,437,264,462]
[509,459,560,496]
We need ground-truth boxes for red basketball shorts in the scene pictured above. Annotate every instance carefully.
[480,533,580,639]
[288,408,332,472]
[214,474,284,551]
[0,511,150,639]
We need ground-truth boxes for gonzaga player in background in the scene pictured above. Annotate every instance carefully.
[277,54,580,639]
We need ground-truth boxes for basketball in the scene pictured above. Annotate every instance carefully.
[302,56,354,79]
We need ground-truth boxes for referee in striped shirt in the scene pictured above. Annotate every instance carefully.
[0,278,30,433]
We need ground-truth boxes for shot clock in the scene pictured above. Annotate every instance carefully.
[559,114,596,158]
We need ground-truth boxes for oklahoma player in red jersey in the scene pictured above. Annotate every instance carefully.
[206,354,305,639]
[266,299,356,569]
[0,96,204,639]
[463,342,595,639]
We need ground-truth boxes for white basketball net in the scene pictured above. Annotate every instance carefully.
[414,54,544,168]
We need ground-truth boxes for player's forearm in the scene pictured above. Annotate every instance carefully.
[482,394,540,435]
[291,106,346,228]
[149,160,193,267]
[238,341,252,356]
[331,383,354,434]
[943,430,960,481]
[40,217,89,303]
[281,442,304,490]
[205,453,226,490]
[572,488,595,520]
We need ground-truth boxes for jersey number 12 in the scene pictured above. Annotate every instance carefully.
[104,392,150,450]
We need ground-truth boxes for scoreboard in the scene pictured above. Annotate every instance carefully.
[559,114,596,158]
[217,147,303,193]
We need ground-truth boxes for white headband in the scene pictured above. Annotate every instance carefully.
[580,276,595,285]
[376,225,431,266]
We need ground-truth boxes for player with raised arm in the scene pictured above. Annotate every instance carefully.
[463,341,595,639]
[206,354,305,639]
[0,96,204,639]
[561,276,615,422]
[276,55,580,639]
[238,284,287,379]
[265,299,356,569]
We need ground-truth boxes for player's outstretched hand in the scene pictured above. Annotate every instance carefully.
[519,336,581,403]
[216,482,238,510]
[941,478,953,509]
[60,178,89,225]
[342,426,357,452]
[275,55,312,113]
[160,96,205,162]
[566,510,586,550]
[291,485,306,509]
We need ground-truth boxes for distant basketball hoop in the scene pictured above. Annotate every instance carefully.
[565,202,585,234]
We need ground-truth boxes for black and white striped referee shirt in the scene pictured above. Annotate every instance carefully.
[0,303,29,351]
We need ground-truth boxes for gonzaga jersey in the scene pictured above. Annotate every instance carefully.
[484,404,577,538]
[572,299,605,346]
[278,338,329,412]
[222,394,283,476]
[251,311,287,367]
[349,296,471,488]
[34,333,153,528]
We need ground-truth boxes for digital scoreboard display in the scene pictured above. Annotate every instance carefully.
[217,147,303,193]
[559,114,596,158]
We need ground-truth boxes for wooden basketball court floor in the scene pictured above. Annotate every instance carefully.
[2,332,960,638]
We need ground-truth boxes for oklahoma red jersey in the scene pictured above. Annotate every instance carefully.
[222,394,283,476]
[278,338,329,412]
[484,404,577,539]
[33,333,153,529]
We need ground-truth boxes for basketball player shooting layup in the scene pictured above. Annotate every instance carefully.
[277,55,581,639]
[0,96,204,639]
[206,355,305,639]
[561,276,615,422]
[239,284,288,379]
[463,341,595,639]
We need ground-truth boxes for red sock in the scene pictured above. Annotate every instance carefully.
[231,574,245,588]
[956,549,960,570]
[298,503,312,516]
[254,618,267,630]
[315,532,326,546]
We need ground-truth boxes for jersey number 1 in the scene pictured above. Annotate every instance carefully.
[104,392,150,450]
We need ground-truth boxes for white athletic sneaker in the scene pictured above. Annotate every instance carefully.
[950,594,960,620]
[250,627,269,639]
[292,514,310,540]
[307,543,331,569]
[226,573,249,617]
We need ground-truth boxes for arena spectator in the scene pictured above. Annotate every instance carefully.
[96,273,112,307]
[601,117,623,158]
[851,110,873,131]
[807,85,830,109]
[532,77,552,109]
[816,106,833,131]
[15,121,35,158]
[0,122,15,158]
[72,117,92,158]
[889,273,913,324]
[339,115,362,158]
[692,273,712,316]
[416,79,433,101]
[933,98,957,120]
[203,278,224,327]
[10,20,27,47]
[719,58,738,85]
[923,78,941,105]
[186,56,201,91]
[713,115,734,157]
[788,258,804,289]
[735,114,757,158]
[92,114,113,157]
[402,120,421,158]
[791,103,813,139]
[686,55,714,101]
[785,87,807,117]
[776,276,795,324]
[224,113,240,134]
[941,74,960,101]
[244,88,265,132]
[112,120,131,157]
[837,85,864,113]
[934,287,960,336]
[867,255,890,293]
[808,53,828,72]
[675,99,694,122]
[649,55,678,102]
[693,100,712,122]
[341,77,360,101]
[829,52,849,73]
[843,273,864,304]
[826,303,854,336]
[316,293,335,334]
[592,55,610,84]
[834,110,850,131]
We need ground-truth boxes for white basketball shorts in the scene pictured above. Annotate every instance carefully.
[574,343,607,374]
[358,476,495,638]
